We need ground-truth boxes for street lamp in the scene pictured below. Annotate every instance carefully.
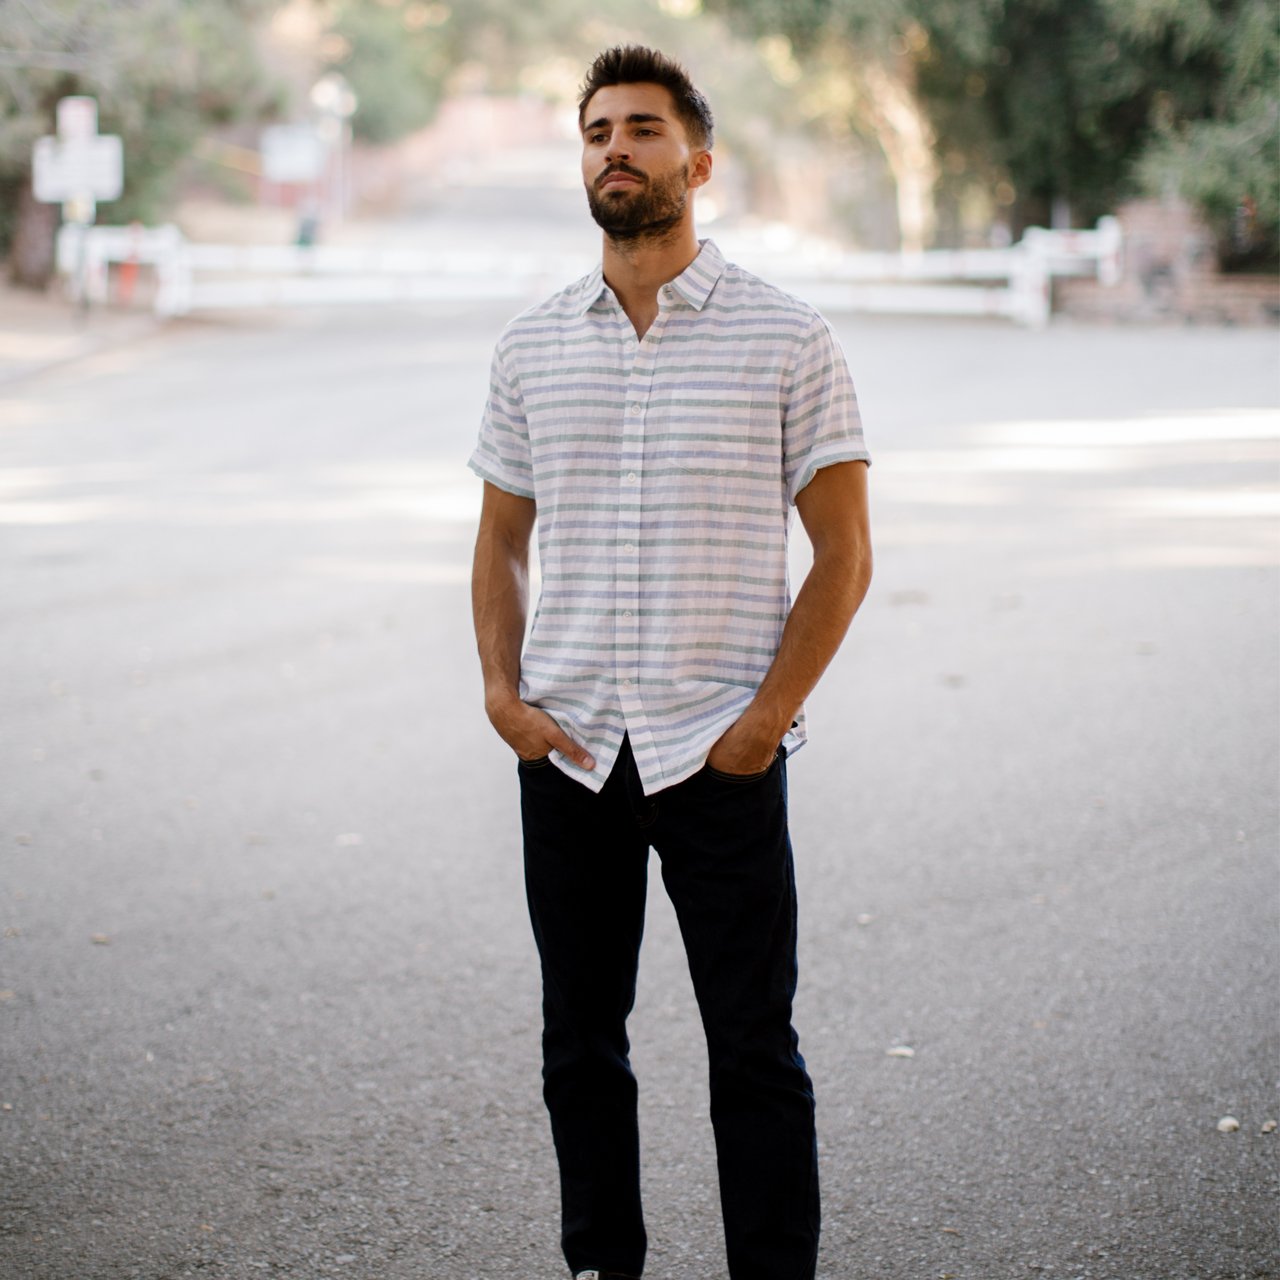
[309,72,358,225]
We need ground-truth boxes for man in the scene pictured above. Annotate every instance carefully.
[469,45,871,1280]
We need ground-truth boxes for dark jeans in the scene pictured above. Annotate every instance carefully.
[519,735,819,1280]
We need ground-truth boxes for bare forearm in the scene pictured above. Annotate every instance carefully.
[472,528,529,711]
[740,540,872,742]
[471,484,595,769]
[707,460,872,774]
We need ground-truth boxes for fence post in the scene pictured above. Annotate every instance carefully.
[1095,215,1123,287]
[154,227,192,318]
[1012,230,1052,329]
[85,230,111,307]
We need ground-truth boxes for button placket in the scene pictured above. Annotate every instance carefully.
[615,325,659,715]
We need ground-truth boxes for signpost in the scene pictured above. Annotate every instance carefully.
[33,96,124,307]
[308,73,358,227]
[260,125,326,186]
[34,96,123,222]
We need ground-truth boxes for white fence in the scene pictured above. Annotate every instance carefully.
[57,217,1121,329]
[753,221,1121,328]
[55,224,587,317]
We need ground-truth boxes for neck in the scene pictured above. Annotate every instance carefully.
[601,218,701,337]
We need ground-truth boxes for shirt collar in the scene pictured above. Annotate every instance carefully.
[576,238,726,316]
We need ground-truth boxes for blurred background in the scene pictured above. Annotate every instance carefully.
[1,0,1278,306]
[1,5,1278,1280]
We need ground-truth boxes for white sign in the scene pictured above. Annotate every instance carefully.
[56,95,99,142]
[32,95,124,223]
[261,125,326,183]
[33,134,124,202]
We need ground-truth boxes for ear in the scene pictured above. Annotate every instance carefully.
[688,148,713,190]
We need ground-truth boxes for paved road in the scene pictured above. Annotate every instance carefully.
[1,300,1277,1280]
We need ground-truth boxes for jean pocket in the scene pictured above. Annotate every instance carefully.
[704,750,780,784]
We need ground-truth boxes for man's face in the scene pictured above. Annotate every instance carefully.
[580,82,708,240]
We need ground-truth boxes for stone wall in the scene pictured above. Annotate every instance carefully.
[1055,197,1279,325]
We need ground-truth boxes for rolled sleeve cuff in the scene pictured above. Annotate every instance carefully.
[467,453,536,499]
[788,445,871,506]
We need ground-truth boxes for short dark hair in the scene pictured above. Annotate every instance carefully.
[578,45,715,150]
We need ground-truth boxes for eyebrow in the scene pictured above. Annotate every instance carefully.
[583,112,669,133]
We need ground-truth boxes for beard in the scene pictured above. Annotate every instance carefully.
[586,162,689,242]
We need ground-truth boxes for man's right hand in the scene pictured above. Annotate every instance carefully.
[485,693,596,770]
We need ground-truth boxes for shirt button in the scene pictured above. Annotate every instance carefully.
[622,677,633,687]
[626,471,637,483]
[624,542,634,552]
[623,610,633,618]
[628,402,641,414]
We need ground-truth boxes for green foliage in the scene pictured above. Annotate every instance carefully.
[322,3,450,144]
[4,0,1270,269]
[317,0,808,162]
[922,0,1170,228]
[0,0,818,263]
[1139,95,1280,268]
[699,0,833,51]
[711,0,1280,262]
[1130,0,1279,266]
[0,0,282,251]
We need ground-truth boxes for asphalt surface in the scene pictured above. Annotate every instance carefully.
[1,293,1277,1280]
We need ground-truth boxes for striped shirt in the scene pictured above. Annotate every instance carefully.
[469,238,868,795]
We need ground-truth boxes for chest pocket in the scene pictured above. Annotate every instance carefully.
[648,390,783,481]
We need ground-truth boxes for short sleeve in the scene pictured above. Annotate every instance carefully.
[468,341,535,498]
[782,315,869,505]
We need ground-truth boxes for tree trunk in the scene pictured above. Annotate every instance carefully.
[9,176,59,290]
[860,59,938,253]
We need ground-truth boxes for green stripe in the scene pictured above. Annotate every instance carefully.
[542,571,781,586]
[539,499,783,518]
[520,671,761,690]
[505,327,805,353]
[527,638,778,657]
[534,605,785,621]
[546,535,780,552]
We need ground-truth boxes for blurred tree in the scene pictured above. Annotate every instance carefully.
[309,0,822,219]
[0,0,282,287]
[319,2,453,144]
[923,0,1278,257]
[708,0,1279,263]
[311,0,588,144]
[702,0,1005,249]
[1125,0,1278,268]
[918,0,1161,235]
[313,0,664,139]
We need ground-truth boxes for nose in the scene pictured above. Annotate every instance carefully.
[604,129,631,164]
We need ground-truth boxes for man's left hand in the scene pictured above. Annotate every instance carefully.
[706,714,782,777]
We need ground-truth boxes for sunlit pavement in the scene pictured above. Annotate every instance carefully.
[1,299,1276,1279]
[0,283,161,386]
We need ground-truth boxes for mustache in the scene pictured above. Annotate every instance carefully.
[595,162,646,189]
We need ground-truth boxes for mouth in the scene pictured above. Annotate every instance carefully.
[597,169,644,191]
